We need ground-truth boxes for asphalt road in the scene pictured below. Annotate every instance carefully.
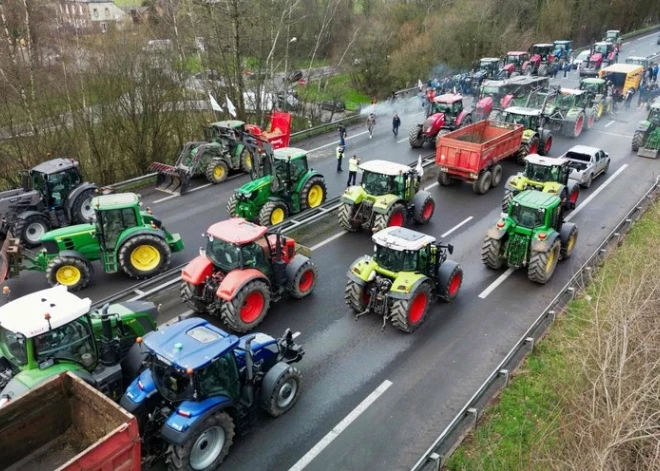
[4,32,660,471]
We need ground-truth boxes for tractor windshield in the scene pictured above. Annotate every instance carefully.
[0,328,28,366]
[580,81,600,93]
[524,163,561,182]
[206,237,243,271]
[649,108,660,124]
[506,55,521,65]
[361,171,396,196]
[151,357,194,403]
[505,113,532,129]
[374,245,417,272]
[46,169,82,207]
[33,317,96,368]
[532,46,552,56]
[481,85,501,96]
[594,44,609,54]
[511,205,546,228]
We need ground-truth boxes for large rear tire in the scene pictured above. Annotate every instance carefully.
[259,200,289,226]
[71,189,97,224]
[338,203,360,232]
[226,193,239,217]
[632,131,644,152]
[300,176,327,210]
[13,213,51,248]
[390,281,432,333]
[180,281,208,312]
[167,412,234,471]
[528,239,560,284]
[204,159,229,184]
[220,279,271,333]
[46,256,92,291]
[345,279,369,313]
[372,203,406,232]
[517,136,539,164]
[571,112,585,138]
[408,125,424,148]
[119,234,171,279]
[481,237,505,269]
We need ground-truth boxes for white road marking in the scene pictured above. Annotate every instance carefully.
[424,182,439,191]
[442,216,474,238]
[308,131,369,153]
[478,164,628,299]
[590,129,632,139]
[188,183,212,193]
[605,120,615,127]
[637,33,657,41]
[288,380,393,471]
[397,137,408,143]
[153,194,178,204]
[310,231,346,251]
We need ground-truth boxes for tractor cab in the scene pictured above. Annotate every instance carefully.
[94,193,148,251]
[604,30,621,48]
[358,160,420,200]
[579,78,607,94]
[22,158,84,209]
[506,190,562,232]
[649,104,660,124]
[205,120,245,141]
[530,44,554,61]
[522,154,570,186]
[552,88,588,111]
[271,148,310,193]
[506,51,529,67]
[477,57,502,76]
[553,40,573,59]
[625,56,651,68]
[431,94,464,121]
[593,42,615,57]
[503,107,543,132]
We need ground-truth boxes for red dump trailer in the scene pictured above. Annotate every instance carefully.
[0,372,140,471]
[435,121,524,194]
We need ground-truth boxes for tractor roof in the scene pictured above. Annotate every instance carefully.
[434,93,463,104]
[273,147,307,161]
[32,158,79,175]
[91,192,139,210]
[512,189,561,209]
[594,41,611,47]
[525,154,569,166]
[372,227,436,252]
[505,106,541,116]
[207,218,267,244]
[534,43,553,47]
[581,77,605,84]
[0,286,92,338]
[480,57,500,62]
[606,30,620,34]
[507,51,528,56]
[559,88,586,96]
[142,317,239,371]
[554,40,572,45]
[210,120,244,129]
[359,159,411,176]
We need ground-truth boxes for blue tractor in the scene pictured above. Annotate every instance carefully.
[120,317,304,471]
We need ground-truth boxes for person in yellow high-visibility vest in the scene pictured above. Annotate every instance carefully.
[347,155,360,187]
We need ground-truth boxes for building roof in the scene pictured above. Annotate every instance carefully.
[142,317,239,371]
[32,158,78,175]
[359,159,411,176]
[273,147,306,161]
[525,154,569,166]
[91,192,139,210]
[372,227,436,252]
[0,286,92,339]
[512,189,561,209]
[207,218,267,244]
[505,106,542,116]
[434,93,463,104]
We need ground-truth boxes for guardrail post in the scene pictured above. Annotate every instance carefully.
[499,369,510,387]
[548,309,556,322]
[425,453,442,471]
[467,407,479,428]
[525,336,535,353]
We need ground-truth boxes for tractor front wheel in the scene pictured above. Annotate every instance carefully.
[539,136,552,156]
[259,200,289,226]
[180,281,209,312]
[261,366,303,417]
[528,239,561,284]
[46,256,91,291]
[345,279,370,313]
[288,260,318,299]
[240,148,254,173]
[167,412,234,471]
[119,234,171,279]
[13,213,51,248]
[408,125,424,148]
[300,176,327,210]
[226,194,238,217]
[560,223,578,259]
[632,131,644,152]
[412,192,435,224]
[437,260,463,302]
[481,237,506,270]
[338,203,360,232]
[502,189,515,212]
[220,279,271,333]
[205,159,229,184]
[71,189,97,224]
[390,281,432,333]
[373,203,406,232]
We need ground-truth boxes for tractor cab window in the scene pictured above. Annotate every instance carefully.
[34,317,96,368]
[433,103,452,114]
[0,328,27,366]
[206,237,242,271]
[559,95,575,109]
[98,208,138,249]
[525,163,560,182]
[481,85,500,97]
[151,357,194,402]
[362,171,394,196]
[649,108,660,124]
[451,101,463,114]
[506,55,520,65]
[45,169,81,207]
[197,353,239,399]
[374,245,417,272]
[241,241,270,273]
[594,44,608,54]
[505,113,531,129]
[511,204,545,228]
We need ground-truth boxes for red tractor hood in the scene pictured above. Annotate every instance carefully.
[423,113,446,136]
[502,63,516,74]
[589,52,603,63]
[476,96,494,115]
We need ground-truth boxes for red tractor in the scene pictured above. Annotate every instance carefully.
[180,218,318,332]
[502,51,530,77]
[408,94,473,148]
[525,44,556,76]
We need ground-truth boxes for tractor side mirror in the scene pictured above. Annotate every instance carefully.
[447,244,454,255]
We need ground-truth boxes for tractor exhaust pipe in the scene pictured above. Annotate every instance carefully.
[99,303,119,366]
[243,335,256,405]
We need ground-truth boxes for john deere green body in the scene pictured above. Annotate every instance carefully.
[348,255,427,297]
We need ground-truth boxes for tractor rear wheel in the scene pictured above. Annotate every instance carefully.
[559,223,578,259]
[538,64,549,76]
[390,281,432,333]
[46,256,91,291]
[373,203,406,232]
[226,194,239,217]
[119,234,171,279]
[632,131,644,152]
[491,165,503,187]
[259,200,289,226]
[481,237,505,269]
[412,193,435,224]
[180,281,209,312]
[220,279,271,333]
[167,411,234,471]
[338,203,360,232]
[261,366,302,417]
[13,213,51,248]
[437,261,463,302]
[288,260,318,299]
[472,170,492,194]
[71,189,96,224]
[345,279,369,313]
[300,176,327,210]
[204,159,229,184]
[240,148,254,173]
[528,239,561,284]
[408,125,424,148]
[539,136,552,156]
[502,190,515,212]
[437,171,453,186]
[586,111,595,130]
[572,112,585,138]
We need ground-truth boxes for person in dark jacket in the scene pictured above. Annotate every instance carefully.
[338,124,347,147]
[392,114,401,137]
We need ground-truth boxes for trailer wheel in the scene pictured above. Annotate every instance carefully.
[13,213,51,248]
[71,189,97,224]
[204,159,229,184]
[168,412,234,471]
[220,279,271,333]
[472,170,492,194]
[437,171,453,186]
[46,256,91,291]
[119,234,171,279]
[491,165,503,187]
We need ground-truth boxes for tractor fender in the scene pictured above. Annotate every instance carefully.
[120,369,157,412]
[521,60,530,71]
[455,110,471,127]
[347,255,376,285]
[372,195,403,214]
[486,223,509,240]
[636,120,651,132]
[216,268,269,301]
[116,228,167,253]
[531,231,560,253]
[475,96,493,115]
[15,209,46,222]
[504,175,523,191]
[340,185,365,205]
[424,113,445,136]
[56,250,93,272]
[161,395,234,446]
[294,169,323,194]
[64,182,98,216]
[260,361,294,405]
[388,274,429,300]
[541,129,552,143]
[285,254,311,284]
[181,255,214,285]
[522,129,537,143]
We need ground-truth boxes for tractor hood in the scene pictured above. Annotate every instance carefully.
[40,223,96,243]
[237,175,271,195]
[0,360,81,404]
[234,332,279,368]
[476,96,494,112]
[340,186,400,213]
[423,113,446,135]
[347,255,427,298]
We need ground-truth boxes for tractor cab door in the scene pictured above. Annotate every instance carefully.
[558,165,570,184]
[402,172,420,201]
[96,208,138,269]
[550,205,563,231]
[196,352,241,403]
[45,169,82,208]
[242,240,272,277]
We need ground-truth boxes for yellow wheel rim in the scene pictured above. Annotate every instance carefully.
[546,247,557,274]
[307,184,323,207]
[56,265,81,286]
[213,166,225,179]
[245,153,253,169]
[271,207,285,225]
[130,245,161,271]
[567,233,576,252]
[597,103,603,118]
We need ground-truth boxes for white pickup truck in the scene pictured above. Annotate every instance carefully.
[562,145,610,188]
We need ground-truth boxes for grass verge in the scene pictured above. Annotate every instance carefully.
[445,201,660,471]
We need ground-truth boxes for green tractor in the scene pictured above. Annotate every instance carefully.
[632,101,660,159]
[499,106,553,163]
[338,159,435,233]
[345,226,463,333]
[0,192,184,291]
[579,78,613,120]
[482,190,578,284]
[226,135,327,226]
[0,285,158,402]
[542,88,596,138]
[502,154,580,212]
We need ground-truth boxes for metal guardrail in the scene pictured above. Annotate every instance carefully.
[411,176,660,471]
[92,153,436,309]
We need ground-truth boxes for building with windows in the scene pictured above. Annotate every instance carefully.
[59,0,138,33]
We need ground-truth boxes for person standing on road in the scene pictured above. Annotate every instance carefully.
[653,63,659,82]
[624,88,634,110]
[336,146,344,172]
[562,58,568,78]
[347,155,360,187]
[638,82,647,109]
[392,114,401,137]
[338,124,347,147]
[366,113,376,139]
